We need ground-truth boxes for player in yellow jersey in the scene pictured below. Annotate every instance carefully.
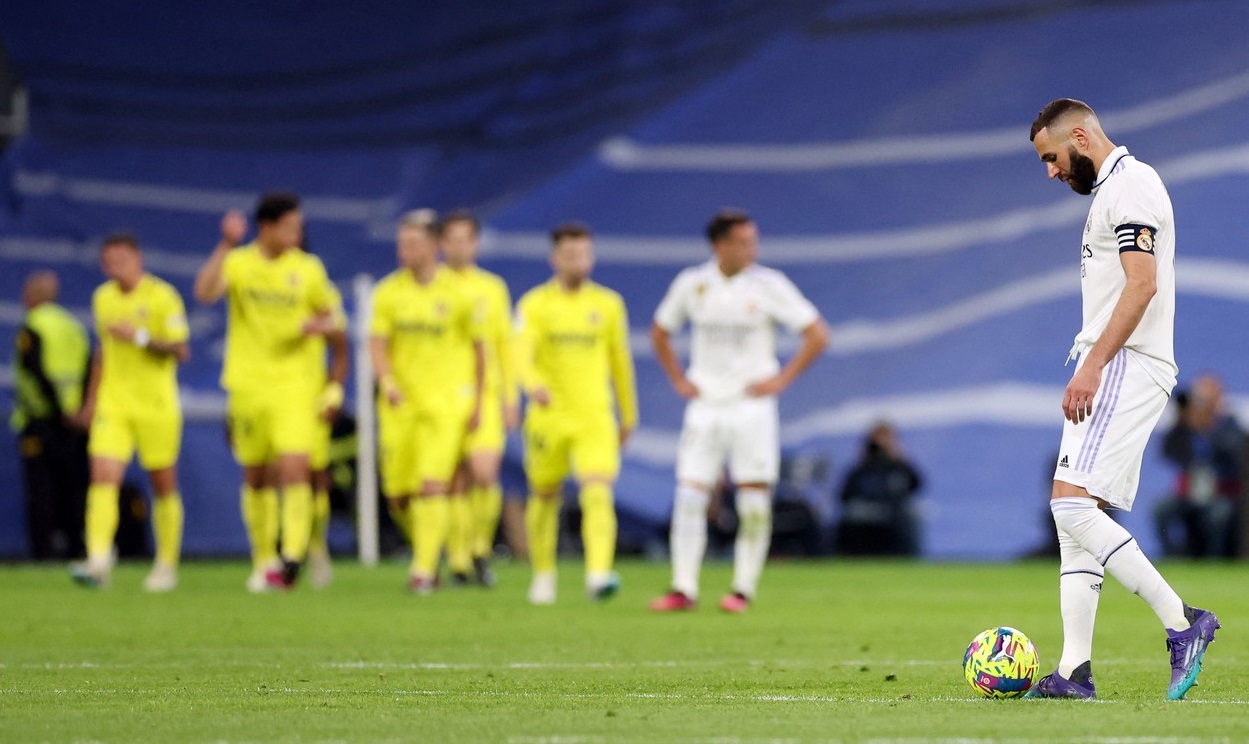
[370,210,484,594]
[71,232,190,590]
[440,209,518,587]
[514,221,638,604]
[193,193,341,591]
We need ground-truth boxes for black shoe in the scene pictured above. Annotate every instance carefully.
[450,572,471,587]
[473,557,497,588]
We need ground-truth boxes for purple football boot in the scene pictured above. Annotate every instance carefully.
[1166,606,1220,701]
[1023,661,1096,700]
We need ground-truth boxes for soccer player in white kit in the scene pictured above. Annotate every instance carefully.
[649,209,830,613]
[1025,99,1218,701]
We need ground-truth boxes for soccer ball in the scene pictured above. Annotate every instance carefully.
[962,626,1040,698]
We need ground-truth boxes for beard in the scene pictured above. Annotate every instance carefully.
[1066,147,1098,195]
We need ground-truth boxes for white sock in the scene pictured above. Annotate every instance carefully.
[1050,497,1188,630]
[670,484,709,599]
[1057,531,1102,678]
[731,487,772,600]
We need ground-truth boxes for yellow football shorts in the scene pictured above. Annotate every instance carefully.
[379,397,471,495]
[463,393,506,455]
[226,387,317,467]
[88,405,182,471]
[523,409,619,489]
[310,417,332,471]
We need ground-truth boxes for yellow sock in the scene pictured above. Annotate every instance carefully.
[280,482,313,563]
[241,486,279,569]
[411,495,449,577]
[152,492,184,567]
[579,483,617,575]
[310,488,331,555]
[471,484,503,558]
[525,494,560,574]
[85,483,120,562]
[447,494,472,573]
[386,497,413,546]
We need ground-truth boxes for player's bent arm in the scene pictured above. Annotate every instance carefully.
[650,321,696,398]
[152,339,190,363]
[783,318,831,386]
[1082,251,1157,373]
[193,242,232,305]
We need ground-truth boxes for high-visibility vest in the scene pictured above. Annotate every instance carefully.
[11,302,89,430]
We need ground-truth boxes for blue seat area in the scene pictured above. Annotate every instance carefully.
[2,1,1248,558]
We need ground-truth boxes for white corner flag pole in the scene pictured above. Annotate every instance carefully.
[352,273,379,567]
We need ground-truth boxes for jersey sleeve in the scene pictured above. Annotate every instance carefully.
[492,279,519,407]
[607,293,639,430]
[325,283,348,332]
[91,287,107,340]
[368,279,394,338]
[1109,174,1167,257]
[512,291,546,393]
[653,271,691,332]
[159,284,191,344]
[304,255,334,311]
[221,248,245,288]
[763,271,820,333]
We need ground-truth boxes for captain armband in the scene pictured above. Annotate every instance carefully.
[1115,223,1158,255]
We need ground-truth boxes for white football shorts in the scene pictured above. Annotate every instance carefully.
[1053,347,1170,510]
[676,395,780,486]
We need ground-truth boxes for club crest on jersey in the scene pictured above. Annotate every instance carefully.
[287,273,301,288]
[435,301,449,317]
[1136,228,1155,253]
[695,283,706,296]
[588,310,601,325]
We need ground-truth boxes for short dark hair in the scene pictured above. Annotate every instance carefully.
[441,208,479,235]
[706,208,752,244]
[100,231,139,252]
[255,191,301,225]
[1030,98,1094,142]
[550,221,593,246]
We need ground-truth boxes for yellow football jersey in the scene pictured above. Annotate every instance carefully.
[220,243,335,394]
[92,273,188,415]
[514,279,637,428]
[370,265,482,410]
[447,265,517,407]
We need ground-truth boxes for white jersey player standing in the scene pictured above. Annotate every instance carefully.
[1025,98,1218,701]
[649,209,830,613]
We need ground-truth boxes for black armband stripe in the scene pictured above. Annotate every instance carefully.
[1115,223,1158,254]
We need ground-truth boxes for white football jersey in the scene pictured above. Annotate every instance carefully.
[1075,146,1177,390]
[654,260,820,402]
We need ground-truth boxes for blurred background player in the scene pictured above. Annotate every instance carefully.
[1153,373,1243,559]
[514,221,638,605]
[300,232,349,589]
[440,209,519,587]
[369,209,484,593]
[71,233,190,590]
[11,270,90,561]
[194,193,340,591]
[650,209,829,613]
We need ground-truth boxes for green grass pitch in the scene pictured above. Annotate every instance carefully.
[1,558,1243,743]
